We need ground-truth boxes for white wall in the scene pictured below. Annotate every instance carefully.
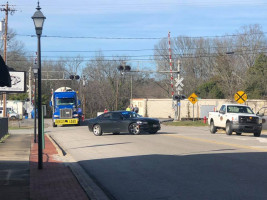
[131,98,267,119]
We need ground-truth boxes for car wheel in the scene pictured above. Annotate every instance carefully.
[53,122,57,127]
[254,130,261,137]
[93,124,103,136]
[148,130,157,134]
[210,121,217,134]
[236,132,242,135]
[226,122,232,135]
[129,123,140,135]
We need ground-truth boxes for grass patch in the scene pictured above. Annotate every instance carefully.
[163,120,208,127]
[0,133,10,143]
[8,126,34,130]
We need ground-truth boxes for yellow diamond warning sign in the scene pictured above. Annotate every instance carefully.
[188,93,198,104]
[234,91,247,104]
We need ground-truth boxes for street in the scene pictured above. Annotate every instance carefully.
[48,124,267,200]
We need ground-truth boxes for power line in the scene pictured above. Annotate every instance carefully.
[17,34,163,40]
[20,45,267,54]
[18,47,267,59]
[15,1,267,9]
[7,51,267,62]
[16,32,267,40]
[39,49,156,53]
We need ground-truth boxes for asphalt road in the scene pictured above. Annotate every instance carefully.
[48,124,267,200]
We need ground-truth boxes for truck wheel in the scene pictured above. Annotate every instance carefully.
[254,130,261,137]
[236,132,242,136]
[226,122,232,135]
[53,122,57,127]
[93,124,103,136]
[210,121,217,134]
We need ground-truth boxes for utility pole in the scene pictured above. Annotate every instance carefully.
[1,2,16,117]
[173,60,184,121]
[29,65,32,108]
[177,60,181,121]
[168,32,176,119]
[29,52,37,109]
[80,76,86,120]
[130,75,133,101]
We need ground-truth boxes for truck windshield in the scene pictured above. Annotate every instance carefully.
[227,106,254,114]
[56,98,75,105]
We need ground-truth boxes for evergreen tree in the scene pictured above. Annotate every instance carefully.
[245,54,267,99]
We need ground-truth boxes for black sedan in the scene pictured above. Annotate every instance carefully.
[88,111,161,136]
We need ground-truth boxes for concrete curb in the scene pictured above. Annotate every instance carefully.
[48,134,110,200]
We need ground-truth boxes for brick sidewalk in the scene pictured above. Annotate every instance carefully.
[30,135,89,200]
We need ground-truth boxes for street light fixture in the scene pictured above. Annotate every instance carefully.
[32,2,46,35]
[32,1,46,170]
[33,64,38,144]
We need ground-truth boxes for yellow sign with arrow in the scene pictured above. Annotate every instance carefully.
[188,93,198,104]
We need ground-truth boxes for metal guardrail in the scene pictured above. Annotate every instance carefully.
[0,117,8,139]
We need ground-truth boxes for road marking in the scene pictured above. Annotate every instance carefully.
[164,134,267,152]
[257,138,267,143]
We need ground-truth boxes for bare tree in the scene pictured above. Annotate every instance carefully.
[153,24,267,98]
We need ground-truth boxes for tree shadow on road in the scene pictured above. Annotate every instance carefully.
[79,152,267,200]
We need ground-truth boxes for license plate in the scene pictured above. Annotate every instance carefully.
[153,124,159,127]
[55,119,78,125]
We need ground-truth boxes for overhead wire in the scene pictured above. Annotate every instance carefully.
[7,51,267,63]
[21,46,267,54]
[17,47,267,59]
[15,1,267,8]
[16,32,267,40]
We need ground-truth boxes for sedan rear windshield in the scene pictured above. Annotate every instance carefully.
[227,106,254,114]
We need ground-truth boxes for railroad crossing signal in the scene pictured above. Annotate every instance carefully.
[175,77,184,92]
[234,91,247,104]
[188,93,198,104]
[175,77,184,87]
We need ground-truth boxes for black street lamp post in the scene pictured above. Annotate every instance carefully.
[32,1,46,169]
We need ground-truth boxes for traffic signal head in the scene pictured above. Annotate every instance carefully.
[173,95,179,100]
[173,94,186,100]
[180,95,186,100]
[69,75,80,80]
[118,65,124,71]
[124,65,131,71]
[117,65,131,72]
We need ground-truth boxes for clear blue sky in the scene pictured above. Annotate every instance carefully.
[2,0,267,69]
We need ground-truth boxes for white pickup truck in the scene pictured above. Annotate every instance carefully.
[208,104,262,137]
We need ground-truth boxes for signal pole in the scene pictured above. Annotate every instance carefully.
[1,2,16,117]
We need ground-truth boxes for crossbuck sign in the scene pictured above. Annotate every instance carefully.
[175,77,184,91]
